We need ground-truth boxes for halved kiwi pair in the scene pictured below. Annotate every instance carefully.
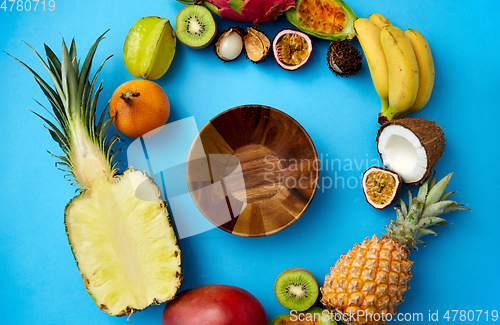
[175,5,217,49]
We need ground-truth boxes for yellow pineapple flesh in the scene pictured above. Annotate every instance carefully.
[66,169,181,316]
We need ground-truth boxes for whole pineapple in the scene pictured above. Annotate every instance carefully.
[321,172,469,325]
[12,32,182,316]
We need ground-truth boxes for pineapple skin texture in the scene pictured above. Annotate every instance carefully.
[321,235,413,325]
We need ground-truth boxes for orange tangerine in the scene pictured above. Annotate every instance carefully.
[109,79,170,138]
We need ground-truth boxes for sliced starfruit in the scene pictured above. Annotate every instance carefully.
[269,307,337,325]
[285,0,357,41]
[123,16,176,80]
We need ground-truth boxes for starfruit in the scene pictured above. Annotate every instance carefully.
[285,0,357,40]
[123,16,176,80]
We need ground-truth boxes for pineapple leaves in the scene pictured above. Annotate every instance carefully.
[416,228,437,239]
[406,187,413,203]
[105,134,120,156]
[30,109,70,155]
[429,172,437,189]
[99,117,114,141]
[34,78,67,131]
[441,191,457,201]
[86,54,113,140]
[60,38,79,115]
[416,175,429,204]
[444,204,471,214]
[386,172,470,250]
[77,30,110,115]
[396,206,405,223]
[426,173,453,206]
[13,31,120,187]
[69,38,79,76]
[44,44,62,86]
[22,42,67,105]
[95,107,114,142]
[418,216,446,228]
[8,52,67,120]
[422,200,456,219]
[399,198,407,217]
[405,198,420,225]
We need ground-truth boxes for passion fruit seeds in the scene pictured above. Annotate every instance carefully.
[272,29,312,71]
[362,167,401,209]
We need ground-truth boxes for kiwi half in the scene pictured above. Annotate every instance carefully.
[175,5,217,49]
[269,307,337,325]
[275,268,319,312]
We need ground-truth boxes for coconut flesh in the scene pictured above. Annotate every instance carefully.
[376,118,445,184]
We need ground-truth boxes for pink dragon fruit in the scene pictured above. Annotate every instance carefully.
[177,0,296,24]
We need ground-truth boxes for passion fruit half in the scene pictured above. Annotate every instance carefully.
[272,29,312,71]
[362,167,401,209]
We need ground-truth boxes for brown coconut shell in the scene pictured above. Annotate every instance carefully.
[376,118,445,184]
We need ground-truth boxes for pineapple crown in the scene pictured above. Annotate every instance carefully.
[10,31,120,189]
[384,171,470,250]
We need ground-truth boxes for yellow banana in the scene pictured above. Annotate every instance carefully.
[369,13,392,29]
[378,25,419,123]
[397,29,435,118]
[353,18,389,112]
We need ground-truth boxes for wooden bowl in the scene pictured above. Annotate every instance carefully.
[187,105,319,237]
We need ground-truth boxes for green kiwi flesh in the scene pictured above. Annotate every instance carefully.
[175,5,217,49]
[274,268,319,312]
[269,307,337,325]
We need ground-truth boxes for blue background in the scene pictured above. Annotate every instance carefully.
[1,0,499,324]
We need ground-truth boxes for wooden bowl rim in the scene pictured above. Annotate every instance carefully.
[186,104,319,237]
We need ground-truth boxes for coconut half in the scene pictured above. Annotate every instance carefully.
[376,118,445,184]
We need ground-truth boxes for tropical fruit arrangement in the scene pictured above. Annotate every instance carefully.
[12,0,470,324]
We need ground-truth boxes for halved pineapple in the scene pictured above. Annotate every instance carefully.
[13,32,182,316]
[66,169,181,316]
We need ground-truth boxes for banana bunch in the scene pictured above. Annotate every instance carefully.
[354,14,435,123]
